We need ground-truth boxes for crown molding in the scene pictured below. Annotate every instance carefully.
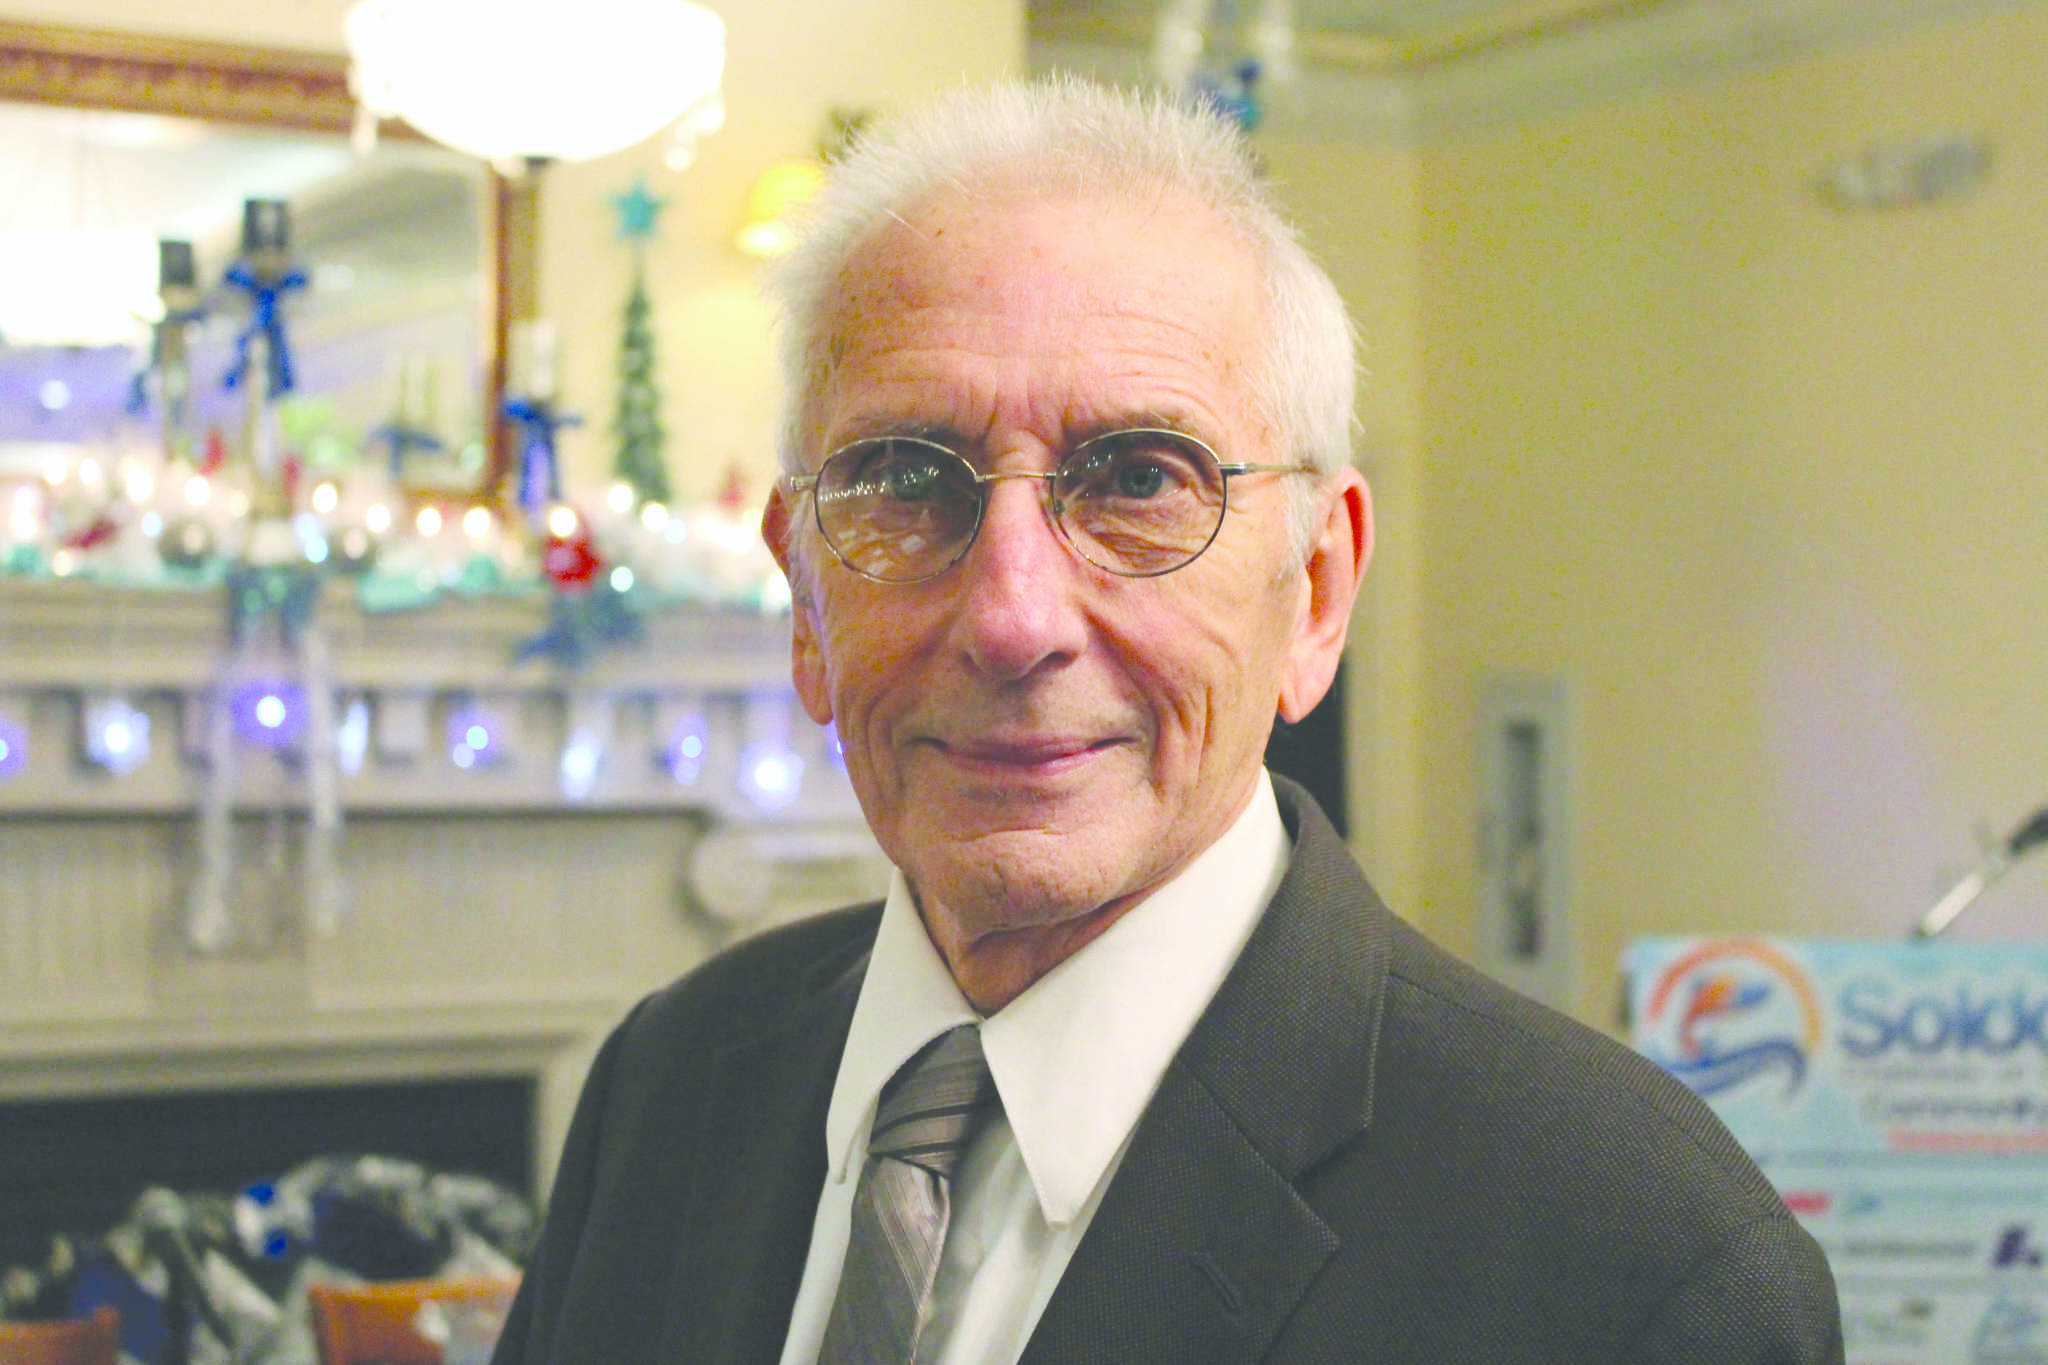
[1030,0,2041,144]
[0,20,355,132]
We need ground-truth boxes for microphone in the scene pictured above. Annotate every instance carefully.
[1913,804,2048,939]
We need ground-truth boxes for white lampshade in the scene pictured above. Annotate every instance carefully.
[346,0,726,164]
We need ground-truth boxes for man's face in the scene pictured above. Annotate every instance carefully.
[767,184,1355,987]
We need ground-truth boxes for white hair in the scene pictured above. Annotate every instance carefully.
[764,77,1357,560]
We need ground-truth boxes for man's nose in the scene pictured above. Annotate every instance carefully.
[949,476,1088,682]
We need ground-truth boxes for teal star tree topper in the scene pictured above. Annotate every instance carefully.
[611,177,668,241]
[609,176,672,505]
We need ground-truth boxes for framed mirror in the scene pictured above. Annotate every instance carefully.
[0,21,521,500]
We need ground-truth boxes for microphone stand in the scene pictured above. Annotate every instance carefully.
[1913,804,2048,939]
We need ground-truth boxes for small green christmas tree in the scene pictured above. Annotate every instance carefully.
[609,176,672,506]
[612,259,671,506]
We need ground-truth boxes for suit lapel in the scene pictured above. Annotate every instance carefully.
[656,940,870,1365]
[1018,1063,1340,1364]
[1022,780,1391,1364]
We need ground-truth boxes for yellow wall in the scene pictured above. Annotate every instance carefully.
[1260,136,1429,922]
[1412,5,2048,1023]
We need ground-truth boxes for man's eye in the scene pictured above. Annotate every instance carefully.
[1113,460,1168,499]
[1065,433,1211,505]
[880,457,941,501]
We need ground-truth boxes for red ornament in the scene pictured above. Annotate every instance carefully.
[199,427,230,474]
[717,464,748,512]
[541,524,602,590]
[62,515,120,551]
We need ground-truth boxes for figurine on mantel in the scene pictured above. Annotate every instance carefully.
[503,319,580,535]
[369,355,448,483]
[221,198,309,564]
[145,238,205,468]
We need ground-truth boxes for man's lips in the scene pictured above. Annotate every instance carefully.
[920,735,1127,775]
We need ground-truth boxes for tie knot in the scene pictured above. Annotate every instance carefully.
[869,1025,996,1177]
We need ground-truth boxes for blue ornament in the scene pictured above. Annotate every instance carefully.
[505,397,583,527]
[221,261,310,396]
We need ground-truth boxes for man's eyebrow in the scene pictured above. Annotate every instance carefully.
[1066,410,1209,443]
[830,416,961,445]
[829,411,1214,452]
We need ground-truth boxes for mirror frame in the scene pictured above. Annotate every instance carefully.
[0,20,526,499]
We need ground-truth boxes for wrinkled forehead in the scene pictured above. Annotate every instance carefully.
[805,178,1269,444]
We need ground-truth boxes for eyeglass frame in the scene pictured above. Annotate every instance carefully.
[784,427,1316,585]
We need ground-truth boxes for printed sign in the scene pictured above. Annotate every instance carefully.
[1628,937,2048,1161]
[1766,1161,2048,1364]
[1626,937,2048,1365]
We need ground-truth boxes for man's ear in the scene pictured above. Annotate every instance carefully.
[1277,468,1372,724]
[762,489,834,726]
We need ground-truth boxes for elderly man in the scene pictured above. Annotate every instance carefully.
[493,82,1841,1365]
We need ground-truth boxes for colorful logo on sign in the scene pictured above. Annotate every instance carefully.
[1641,939,1824,1098]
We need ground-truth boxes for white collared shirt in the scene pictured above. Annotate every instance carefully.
[775,769,1290,1365]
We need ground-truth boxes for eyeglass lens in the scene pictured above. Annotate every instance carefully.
[810,431,1229,582]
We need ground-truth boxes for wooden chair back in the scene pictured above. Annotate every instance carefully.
[0,1308,120,1365]
[307,1277,519,1365]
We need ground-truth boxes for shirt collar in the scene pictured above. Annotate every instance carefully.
[825,769,1289,1226]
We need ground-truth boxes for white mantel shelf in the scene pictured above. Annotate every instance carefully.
[0,577,860,822]
[0,577,796,693]
[0,996,621,1103]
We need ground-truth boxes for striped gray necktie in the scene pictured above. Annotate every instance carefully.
[817,1024,997,1365]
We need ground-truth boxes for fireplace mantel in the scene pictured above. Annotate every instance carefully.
[0,578,886,1191]
[0,577,851,813]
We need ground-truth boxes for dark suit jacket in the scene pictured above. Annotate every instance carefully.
[494,779,1843,1364]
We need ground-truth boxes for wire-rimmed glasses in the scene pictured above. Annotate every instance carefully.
[786,428,1312,584]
